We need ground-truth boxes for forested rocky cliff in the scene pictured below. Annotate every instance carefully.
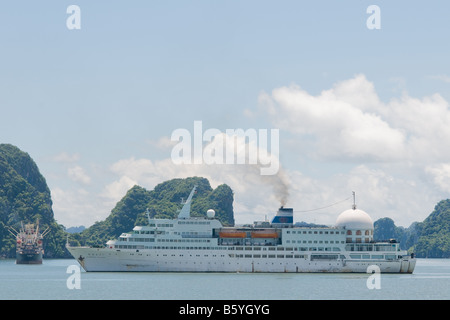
[0,143,448,258]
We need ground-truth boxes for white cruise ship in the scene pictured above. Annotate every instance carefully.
[67,186,416,273]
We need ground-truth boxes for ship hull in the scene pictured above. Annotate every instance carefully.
[68,246,416,273]
[16,252,43,265]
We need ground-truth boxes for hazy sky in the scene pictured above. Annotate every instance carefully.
[1,1,450,228]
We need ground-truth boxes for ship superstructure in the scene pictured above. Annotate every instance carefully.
[9,220,49,264]
[68,186,416,273]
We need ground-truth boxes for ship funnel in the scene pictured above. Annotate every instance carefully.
[271,206,293,227]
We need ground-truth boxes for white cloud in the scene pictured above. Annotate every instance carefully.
[259,74,450,165]
[100,133,289,224]
[67,165,91,185]
[275,164,436,227]
[51,187,103,227]
[428,74,450,83]
[386,93,450,162]
[147,136,177,150]
[110,157,156,181]
[55,149,436,228]
[52,152,80,163]
[254,74,450,225]
[52,75,450,229]
[100,141,431,227]
[101,175,137,202]
[426,163,450,193]
[259,74,406,161]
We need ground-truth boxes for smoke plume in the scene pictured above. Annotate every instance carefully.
[262,167,290,206]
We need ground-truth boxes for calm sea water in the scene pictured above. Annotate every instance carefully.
[0,258,448,300]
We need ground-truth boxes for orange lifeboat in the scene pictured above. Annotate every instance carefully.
[219,231,247,238]
[251,230,278,238]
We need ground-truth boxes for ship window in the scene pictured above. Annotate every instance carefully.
[356,230,362,235]
[347,230,352,235]
[311,254,338,260]
[365,230,370,235]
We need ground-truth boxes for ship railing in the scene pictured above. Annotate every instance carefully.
[372,239,398,243]
[181,234,212,238]
[345,243,398,252]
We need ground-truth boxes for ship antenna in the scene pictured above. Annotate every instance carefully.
[146,208,151,225]
[35,219,39,237]
[352,191,357,210]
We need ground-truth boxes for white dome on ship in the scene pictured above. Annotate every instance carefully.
[207,209,215,218]
[335,208,374,230]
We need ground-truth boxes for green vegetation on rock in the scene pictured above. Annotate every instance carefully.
[374,200,450,258]
[0,143,448,259]
[69,177,234,247]
[413,200,450,258]
[0,144,68,258]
